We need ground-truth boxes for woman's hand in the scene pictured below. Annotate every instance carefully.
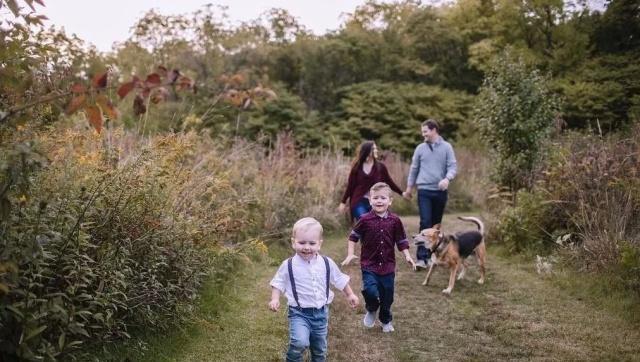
[338,203,347,213]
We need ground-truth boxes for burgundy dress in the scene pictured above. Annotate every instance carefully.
[341,162,403,221]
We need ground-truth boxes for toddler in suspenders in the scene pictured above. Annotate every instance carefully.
[270,218,359,362]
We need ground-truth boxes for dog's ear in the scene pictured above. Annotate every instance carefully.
[439,231,444,240]
[433,223,442,230]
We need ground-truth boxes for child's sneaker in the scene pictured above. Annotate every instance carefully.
[382,322,395,333]
[363,311,376,328]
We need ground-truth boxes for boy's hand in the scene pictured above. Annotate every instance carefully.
[341,254,358,266]
[268,299,280,312]
[347,293,359,309]
[406,255,416,271]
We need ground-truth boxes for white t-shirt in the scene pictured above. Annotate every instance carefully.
[270,254,350,309]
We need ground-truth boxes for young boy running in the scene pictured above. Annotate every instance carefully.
[342,182,416,332]
[269,217,359,362]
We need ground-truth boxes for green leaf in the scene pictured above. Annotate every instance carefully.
[58,332,66,350]
[5,305,24,319]
[24,325,47,341]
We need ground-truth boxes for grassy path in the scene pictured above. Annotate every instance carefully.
[127,213,640,361]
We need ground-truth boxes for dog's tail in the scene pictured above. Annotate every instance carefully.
[457,216,484,236]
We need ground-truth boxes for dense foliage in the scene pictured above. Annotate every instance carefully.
[475,51,561,192]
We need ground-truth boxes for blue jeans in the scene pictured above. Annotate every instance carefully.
[361,270,395,324]
[416,189,448,262]
[351,198,371,221]
[286,306,329,362]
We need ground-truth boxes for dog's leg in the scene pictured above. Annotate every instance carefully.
[422,263,436,286]
[442,263,458,295]
[457,261,466,281]
[476,242,486,284]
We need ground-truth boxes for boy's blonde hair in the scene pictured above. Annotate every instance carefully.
[291,217,323,239]
[370,182,391,195]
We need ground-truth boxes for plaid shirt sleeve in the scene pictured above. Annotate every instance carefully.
[394,218,409,251]
[348,218,364,242]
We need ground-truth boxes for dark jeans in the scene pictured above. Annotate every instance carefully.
[416,189,448,262]
[351,198,371,221]
[361,270,395,324]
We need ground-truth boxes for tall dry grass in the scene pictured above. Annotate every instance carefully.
[0,125,355,360]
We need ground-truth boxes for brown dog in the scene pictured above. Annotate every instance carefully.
[413,216,486,295]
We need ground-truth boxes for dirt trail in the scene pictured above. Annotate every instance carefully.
[324,214,640,361]
[140,213,640,362]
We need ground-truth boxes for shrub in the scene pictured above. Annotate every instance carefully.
[0,125,355,360]
[494,190,555,254]
[474,50,561,193]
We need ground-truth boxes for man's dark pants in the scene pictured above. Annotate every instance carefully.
[416,189,448,262]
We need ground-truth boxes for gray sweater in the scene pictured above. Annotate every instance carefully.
[407,137,457,191]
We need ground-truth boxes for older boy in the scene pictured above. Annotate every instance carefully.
[270,217,359,362]
[342,182,415,332]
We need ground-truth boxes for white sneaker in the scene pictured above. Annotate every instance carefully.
[363,311,376,328]
[382,322,395,333]
[415,259,427,270]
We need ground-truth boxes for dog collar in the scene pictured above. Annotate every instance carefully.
[431,234,451,255]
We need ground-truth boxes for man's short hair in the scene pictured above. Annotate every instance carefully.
[422,119,440,131]
[370,182,391,194]
[291,217,323,239]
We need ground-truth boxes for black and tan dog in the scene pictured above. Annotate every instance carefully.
[413,216,486,295]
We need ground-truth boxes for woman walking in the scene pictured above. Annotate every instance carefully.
[338,141,404,222]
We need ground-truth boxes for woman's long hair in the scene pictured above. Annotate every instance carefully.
[351,141,376,171]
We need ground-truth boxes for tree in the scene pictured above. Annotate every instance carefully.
[474,50,561,192]
[327,81,474,158]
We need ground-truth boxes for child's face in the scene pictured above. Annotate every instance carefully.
[369,188,392,215]
[291,226,323,261]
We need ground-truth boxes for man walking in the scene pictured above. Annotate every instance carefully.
[403,119,457,269]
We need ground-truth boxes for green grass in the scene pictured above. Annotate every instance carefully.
[86,214,640,361]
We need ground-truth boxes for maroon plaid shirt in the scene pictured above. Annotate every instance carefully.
[348,210,409,275]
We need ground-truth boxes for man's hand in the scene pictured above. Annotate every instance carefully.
[341,254,359,266]
[438,178,449,191]
[406,255,416,271]
[268,299,280,312]
[402,190,412,200]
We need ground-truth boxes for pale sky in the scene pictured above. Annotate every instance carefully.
[40,1,388,52]
[39,0,607,52]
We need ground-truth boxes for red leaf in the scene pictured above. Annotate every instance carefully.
[96,95,119,120]
[117,81,135,99]
[133,95,147,116]
[92,72,108,89]
[177,76,194,91]
[70,83,86,93]
[66,94,86,115]
[150,87,169,104]
[84,105,103,133]
[145,73,162,86]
